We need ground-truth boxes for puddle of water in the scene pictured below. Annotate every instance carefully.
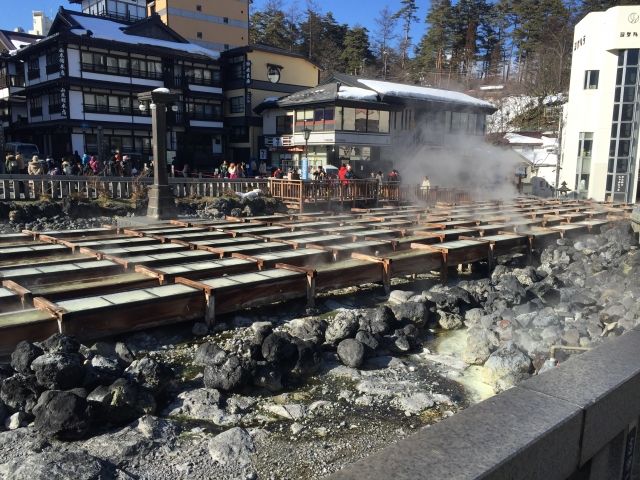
[423,329,495,404]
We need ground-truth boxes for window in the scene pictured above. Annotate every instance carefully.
[224,44,230,50]
[186,101,222,121]
[229,96,244,114]
[230,126,248,142]
[276,115,292,135]
[48,91,62,114]
[45,50,59,74]
[29,97,42,117]
[223,17,229,24]
[197,32,203,39]
[228,57,244,80]
[576,132,593,197]
[83,92,133,115]
[584,70,599,89]
[196,4,202,11]
[337,107,389,133]
[27,57,40,80]
[184,65,220,86]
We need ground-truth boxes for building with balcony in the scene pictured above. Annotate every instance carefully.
[3,7,223,168]
[256,74,495,175]
[146,0,249,52]
[221,44,321,164]
[561,5,640,203]
[0,30,42,151]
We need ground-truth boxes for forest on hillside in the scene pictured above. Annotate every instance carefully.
[250,0,638,96]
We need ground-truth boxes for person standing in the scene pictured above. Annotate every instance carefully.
[259,160,267,176]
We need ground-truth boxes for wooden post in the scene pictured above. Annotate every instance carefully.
[306,272,316,308]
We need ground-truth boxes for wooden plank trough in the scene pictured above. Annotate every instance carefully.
[0,197,631,355]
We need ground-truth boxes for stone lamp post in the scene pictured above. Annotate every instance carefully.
[138,88,179,219]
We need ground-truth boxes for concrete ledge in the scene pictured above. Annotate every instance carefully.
[521,329,640,465]
[328,329,640,480]
[327,386,583,480]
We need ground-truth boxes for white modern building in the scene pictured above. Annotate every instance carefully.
[562,5,640,203]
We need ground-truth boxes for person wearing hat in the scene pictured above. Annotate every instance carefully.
[28,155,43,175]
[28,155,43,196]
[15,154,25,174]
[5,154,18,174]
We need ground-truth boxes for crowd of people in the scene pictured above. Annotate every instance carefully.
[3,150,153,178]
[2,149,418,188]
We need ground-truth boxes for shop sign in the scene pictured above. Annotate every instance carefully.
[614,174,627,193]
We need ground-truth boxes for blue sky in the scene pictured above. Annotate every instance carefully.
[2,0,429,48]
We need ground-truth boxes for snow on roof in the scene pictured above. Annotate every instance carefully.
[153,87,170,93]
[263,96,280,103]
[68,14,219,59]
[358,78,494,109]
[11,40,30,50]
[337,86,378,101]
[504,132,544,145]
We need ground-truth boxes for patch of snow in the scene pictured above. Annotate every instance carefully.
[11,40,30,50]
[358,78,494,109]
[337,86,378,101]
[68,14,219,59]
[504,133,543,145]
[263,96,280,103]
[153,87,170,93]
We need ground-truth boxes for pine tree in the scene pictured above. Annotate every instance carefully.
[341,26,375,75]
[249,0,299,51]
[414,0,454,86]
[373,5,398,79]
[393,0,420,70]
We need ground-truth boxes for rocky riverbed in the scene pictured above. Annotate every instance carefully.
[0,220,638,479]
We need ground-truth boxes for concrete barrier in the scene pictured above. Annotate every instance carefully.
[327,328,640,480]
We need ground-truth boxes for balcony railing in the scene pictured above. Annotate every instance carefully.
[84,104,133,115]
[0,74,25,89]
[27,69,40,81]
[185,74,221,87]
[29,107,42,117]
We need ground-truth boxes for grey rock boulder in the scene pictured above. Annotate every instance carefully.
[325,310,360,345]
[261,332,298,367]
[193,342,227,367]
[208,427,255,467]
[32,390,90,440]
[390,302,430,327]
[1,373,41,413]
[203,355,248,392]
[10,341,43,375]
[337,339,365,368]
[437,310,463,330]
[0,451,119,480]
[124,357,172,396]
[359,306,395,335]
[40,333,80,354]
[30,353,85,390]
[482,342,533,391]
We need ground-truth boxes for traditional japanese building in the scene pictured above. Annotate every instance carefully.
[561,5,640,202]
[221,44,321,164]
[4,7,223,168]
[256,73,495,174]
[0,30,42,154]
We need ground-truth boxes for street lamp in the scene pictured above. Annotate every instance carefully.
[303,127,311,180]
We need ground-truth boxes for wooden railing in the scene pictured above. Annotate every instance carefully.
[0,175,268,201]
[0,175,471,209]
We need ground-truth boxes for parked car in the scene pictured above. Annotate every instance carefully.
[5,142,40,159]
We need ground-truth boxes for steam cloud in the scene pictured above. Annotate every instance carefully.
[392,125,523,202]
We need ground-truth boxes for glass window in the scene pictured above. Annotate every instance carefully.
[621,104,634,121]
[620,122,633,138]
[379,111,389,133]
[623,86,636,102]
[617,140,630,156]
[628,49,639,66]
[584,70,599,89]
[367,110,379,133]
[229,96,244,114]
[342,107,355,130]
[355,108,367,132]
[625,67,637,85]
[335,107,343,130]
